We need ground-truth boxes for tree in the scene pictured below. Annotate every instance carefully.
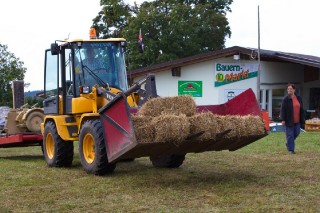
[92,0,133,38]
[25,96,43,108]
[0,44,26,107]
[93,0,233,70]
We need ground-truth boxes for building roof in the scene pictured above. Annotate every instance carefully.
[129,46,320,77]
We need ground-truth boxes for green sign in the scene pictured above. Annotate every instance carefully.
[178,81,202,97]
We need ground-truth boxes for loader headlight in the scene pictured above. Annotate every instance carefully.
[79,86,91,94]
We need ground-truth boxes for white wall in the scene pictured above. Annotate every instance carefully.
[133,57,318,111]
[154,61,219,105]
[135,57,258,105]
[260,62,303,84]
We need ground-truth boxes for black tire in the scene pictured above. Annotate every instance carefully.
[43,121,74,167]
[150,154,186,168]
[79,120,116,175]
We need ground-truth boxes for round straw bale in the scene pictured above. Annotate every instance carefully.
[138,95,196,117]
[152,114,190,145]
[188,112,221,141]
[131,115,155,143]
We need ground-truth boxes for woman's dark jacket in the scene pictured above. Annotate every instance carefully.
[280,95,305,127]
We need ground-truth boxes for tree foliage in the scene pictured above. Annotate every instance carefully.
[0,44,26,107]
[92,0,133,38]
[93,0,233,70]
[25,96,43,108]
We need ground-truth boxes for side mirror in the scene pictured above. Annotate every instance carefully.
[121,41,127,52]
[50,43,59,55]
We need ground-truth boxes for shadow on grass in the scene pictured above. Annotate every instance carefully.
[0,155,44,161]
[0,154,266,188]
[106,159,264,188]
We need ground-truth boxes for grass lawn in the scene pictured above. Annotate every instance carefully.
[0,132,319,212]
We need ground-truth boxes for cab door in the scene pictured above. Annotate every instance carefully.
[43,49,59,115]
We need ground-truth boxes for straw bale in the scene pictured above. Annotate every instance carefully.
[217,115,266,138]
[216,115,243,139]
[188,112,221,141]
[240,115,266,136]
[152,114,190,145]
[131,115,155,143]
[234,115,249,137]
[138,95,196,117]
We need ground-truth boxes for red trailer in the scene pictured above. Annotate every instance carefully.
[0,106,44,148]
[0,133,43,148]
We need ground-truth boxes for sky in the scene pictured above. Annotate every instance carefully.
[0,0,319,91]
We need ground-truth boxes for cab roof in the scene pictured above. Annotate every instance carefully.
[66,38,126,43]
[57,38,126,47]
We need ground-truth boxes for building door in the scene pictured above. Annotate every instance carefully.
[271,89,285,121]
[309,88,320,117]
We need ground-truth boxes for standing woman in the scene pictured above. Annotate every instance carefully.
[280,83,305,154]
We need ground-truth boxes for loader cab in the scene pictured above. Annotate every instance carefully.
[43,39,128,115]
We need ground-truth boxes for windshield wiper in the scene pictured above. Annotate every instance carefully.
[81,65,107,87]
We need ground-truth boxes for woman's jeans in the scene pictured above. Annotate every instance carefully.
[285,123,301,152]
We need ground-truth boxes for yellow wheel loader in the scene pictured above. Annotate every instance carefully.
[41,36,267,175]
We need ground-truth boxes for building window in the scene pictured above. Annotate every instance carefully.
[272,89,285,121]
[259,89,269,110]
[172,67,181,77]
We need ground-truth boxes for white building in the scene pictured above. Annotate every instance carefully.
[129,46,320,121]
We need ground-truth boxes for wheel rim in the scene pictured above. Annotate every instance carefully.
[83,133,95,164]
[45,133,54,159]
[28,115,42,132]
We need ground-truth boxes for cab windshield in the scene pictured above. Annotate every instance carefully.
[73,41,128,92]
